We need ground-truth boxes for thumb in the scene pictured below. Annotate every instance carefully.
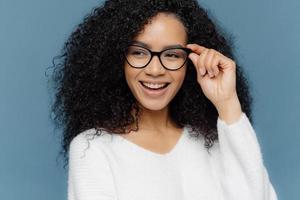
[188,53,206,81]
[188,52,199,68]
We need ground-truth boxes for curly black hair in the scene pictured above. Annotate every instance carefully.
[49,0,253,170]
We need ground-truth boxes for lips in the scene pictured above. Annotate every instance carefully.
[139,81,170,90]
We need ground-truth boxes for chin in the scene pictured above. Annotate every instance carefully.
[137,98,170,111]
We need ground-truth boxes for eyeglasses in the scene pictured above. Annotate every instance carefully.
[124,44,192,71]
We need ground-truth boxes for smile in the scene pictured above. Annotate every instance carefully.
[139,81,170,90]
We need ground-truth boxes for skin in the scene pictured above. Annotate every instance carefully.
[123,12,242,154]
[186,44,242,124]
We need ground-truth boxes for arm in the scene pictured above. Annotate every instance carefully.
[68,133,117,200]
[211,112,278,200]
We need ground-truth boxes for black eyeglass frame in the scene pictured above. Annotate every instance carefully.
[124,44,193,71]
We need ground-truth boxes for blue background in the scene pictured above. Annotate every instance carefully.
[1,0,299,199]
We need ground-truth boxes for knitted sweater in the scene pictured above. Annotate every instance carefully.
[68,112,278,200]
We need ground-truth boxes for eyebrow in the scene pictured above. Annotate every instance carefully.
[131,40,184,49]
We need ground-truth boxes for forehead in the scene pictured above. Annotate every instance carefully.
[133,13,187,50]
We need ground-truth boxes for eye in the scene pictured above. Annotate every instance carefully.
[163,49,186,59]
[165,53,180,58]
[127,47,148,57]
[131,50,147,56]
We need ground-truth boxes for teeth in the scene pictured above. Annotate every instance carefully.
[142,82,168,89]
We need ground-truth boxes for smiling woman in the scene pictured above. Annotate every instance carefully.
[124,13,188,111]
[50,0,278,200]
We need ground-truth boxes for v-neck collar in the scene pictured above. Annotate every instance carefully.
[114,126,186,158]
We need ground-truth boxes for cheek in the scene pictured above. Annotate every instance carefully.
[174,68,187,85]
[124,65,139,88]
[124,65,133,82]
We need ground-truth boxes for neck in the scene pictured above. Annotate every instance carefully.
[134,104,176,132]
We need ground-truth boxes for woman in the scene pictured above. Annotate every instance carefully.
[51,0,278,199]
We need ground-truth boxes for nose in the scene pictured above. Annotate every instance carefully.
[144,55,166,76]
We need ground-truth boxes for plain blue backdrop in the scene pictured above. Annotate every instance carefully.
[1,0,299,199]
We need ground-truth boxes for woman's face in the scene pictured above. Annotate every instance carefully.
[124,12,188,111]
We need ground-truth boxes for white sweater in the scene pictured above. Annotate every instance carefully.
[68,112,278,200]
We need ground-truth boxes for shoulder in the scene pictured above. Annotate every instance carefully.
[69,128,116,160]
[68,129,115,179]
[71,127,116,145]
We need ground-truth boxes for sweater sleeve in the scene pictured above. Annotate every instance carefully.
[68,133,118,200]
[210,112,278,200]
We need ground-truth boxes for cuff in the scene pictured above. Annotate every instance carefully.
[217,112,247,129]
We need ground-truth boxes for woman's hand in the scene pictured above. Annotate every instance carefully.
[186,43,242,124]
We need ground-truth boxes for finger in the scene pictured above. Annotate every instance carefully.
[211,65,220,77]
[186,43,207,55]
[188,53,205,74]
[197,48,209,76]
[188,53,200,74]
[188,52,206,76]
[216,51,236,70]
[211,54,220,76]
[205,49,215,77]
